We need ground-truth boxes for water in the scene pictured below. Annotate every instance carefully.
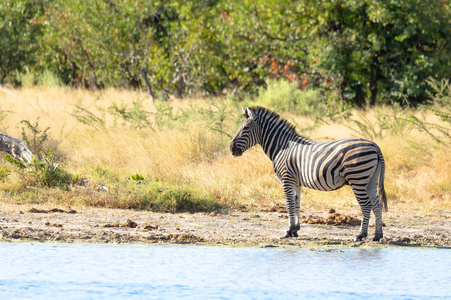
[0,243,449,299]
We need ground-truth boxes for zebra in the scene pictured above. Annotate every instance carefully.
[230,106,387,241]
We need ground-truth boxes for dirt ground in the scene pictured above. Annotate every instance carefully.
[0,203,449,248]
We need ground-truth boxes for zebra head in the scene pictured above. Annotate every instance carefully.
[230,107,261,157]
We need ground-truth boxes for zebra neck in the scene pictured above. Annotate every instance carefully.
[259,124,299,161]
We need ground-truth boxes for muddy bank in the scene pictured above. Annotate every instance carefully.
[0,203,449,248]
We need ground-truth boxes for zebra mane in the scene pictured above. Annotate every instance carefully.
[249,106,297,134]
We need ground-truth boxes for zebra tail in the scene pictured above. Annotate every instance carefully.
[378,149,388,212]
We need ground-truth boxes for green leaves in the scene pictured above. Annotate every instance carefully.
[1,0,450,107]
[4,154,23,168]
[131,173,144,182]
[20,118,50,154]
[0,0,46,85]
[27,151,72,188]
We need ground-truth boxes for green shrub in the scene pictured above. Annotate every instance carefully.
[154,101,189,129]
[71,105,107,132]
[138,181,223,213]
[27,151,73,188]
[0,105,11,131]
[20,118,51,154]
[0,164,11,182]
[37,69,63,87]
[257,79,321,116]
[107,100,153,131]
[426,78,451,126]
[343,103,413,140]
[15,69,35,88]
[14,69,62,88]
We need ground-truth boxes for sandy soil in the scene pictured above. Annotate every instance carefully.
[0,203,449,248]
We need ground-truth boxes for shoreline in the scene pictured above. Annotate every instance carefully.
[1,203,449,248]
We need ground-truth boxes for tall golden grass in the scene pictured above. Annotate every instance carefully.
[0,87,450,213]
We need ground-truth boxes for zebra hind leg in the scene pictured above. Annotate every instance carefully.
[372,205,383,241]
[355,203,371,242]
[283,226,299,238]
[369,163,383,241]
[353,188,372,241]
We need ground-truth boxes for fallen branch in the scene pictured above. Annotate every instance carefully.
[0,133,33,165]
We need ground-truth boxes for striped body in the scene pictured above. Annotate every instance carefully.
[273,137,378,191]
[231,107,387,241]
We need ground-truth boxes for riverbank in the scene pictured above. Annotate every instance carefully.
[1,203,449,248]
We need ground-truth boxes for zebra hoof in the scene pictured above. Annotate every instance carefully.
[354,233,367,242]
[281,230,298,239]
[373,234,383,242]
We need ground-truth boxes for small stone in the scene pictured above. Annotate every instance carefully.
[124,219,138,228]
[143,224,159,230]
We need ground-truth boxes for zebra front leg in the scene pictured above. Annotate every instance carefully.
[282,182,299,238]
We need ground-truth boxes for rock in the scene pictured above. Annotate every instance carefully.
[143,224,159,230]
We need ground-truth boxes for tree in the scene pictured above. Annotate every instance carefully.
[215,0,450,106]
[0,0,47,85]
[311,0,451,106]
[2,0,449,106]
[212,0,314,93]
[42,0,227,96]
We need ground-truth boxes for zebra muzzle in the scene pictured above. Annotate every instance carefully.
[230,141,243,157]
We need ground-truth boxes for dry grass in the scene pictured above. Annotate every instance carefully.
[0,87,450,213]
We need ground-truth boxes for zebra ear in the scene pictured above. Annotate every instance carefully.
[246,108,256,119]
[242,107,249,118]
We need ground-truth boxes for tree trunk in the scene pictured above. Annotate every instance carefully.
[369,55,379,106]
[354,84,366,108]
[176,73,185,99]
[140,70,155,101]
[161,81,170,101]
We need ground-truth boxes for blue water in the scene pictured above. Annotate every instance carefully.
[0,243,449,299]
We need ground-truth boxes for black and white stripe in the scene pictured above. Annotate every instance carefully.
[230,107,387,241]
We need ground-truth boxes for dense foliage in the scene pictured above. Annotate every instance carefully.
[1,0,450,106]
